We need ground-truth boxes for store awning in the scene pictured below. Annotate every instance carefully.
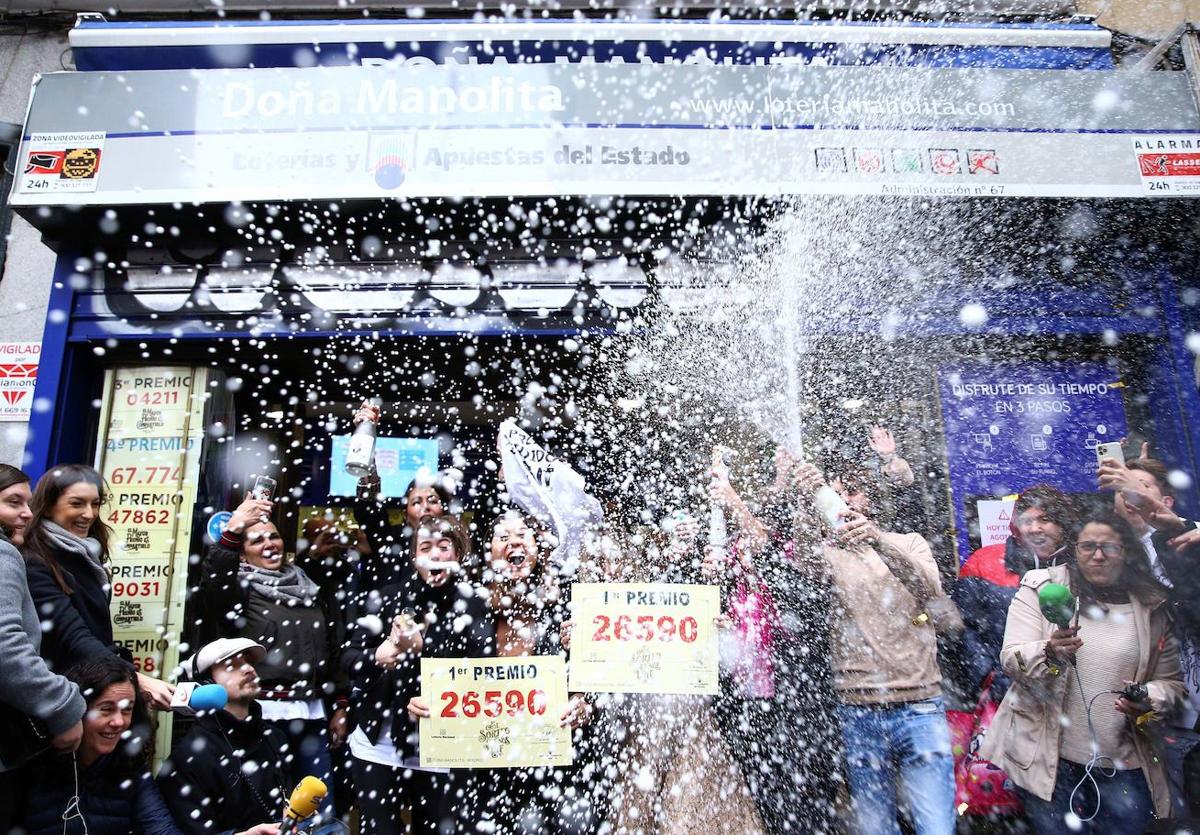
[68,18,1115,72]
[10,62,1199,213]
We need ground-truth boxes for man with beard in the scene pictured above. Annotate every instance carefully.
[158,638,291,835]
[952,485,1073,701]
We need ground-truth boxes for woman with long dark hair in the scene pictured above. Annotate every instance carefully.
[16,653,180,835]
[981,511,1184,833]
[344,512,491,835]
[23,464,174,709]
[462,509,598,835]
[0,464,86,830]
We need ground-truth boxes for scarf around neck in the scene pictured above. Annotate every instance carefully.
[238,560,319,606]
[41,520,109,588]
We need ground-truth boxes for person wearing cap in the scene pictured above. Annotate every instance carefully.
[157,638,290,835]
[197,495,346,823]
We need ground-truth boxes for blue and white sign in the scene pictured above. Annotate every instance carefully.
[206,510,232,543]
[328,435,440,499]
[939,363,1128,561]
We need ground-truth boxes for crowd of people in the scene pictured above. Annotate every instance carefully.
[0,407,1198,835]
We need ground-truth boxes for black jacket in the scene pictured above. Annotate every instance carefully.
[199,541,339,701]
[157,703,290,835]
[20,751,180,835]
[341,565,493,759]
[1151,518,1200,641]
[24,539,118,672]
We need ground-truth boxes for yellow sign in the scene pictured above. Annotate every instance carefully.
[568,583,720,695]
[95,366,208,764]
[419,656,572,769]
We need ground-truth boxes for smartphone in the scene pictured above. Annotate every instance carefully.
[251,475,277,500]
[1095,442,1125,466]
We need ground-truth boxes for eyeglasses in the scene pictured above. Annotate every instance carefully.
[1075,541,1124,557]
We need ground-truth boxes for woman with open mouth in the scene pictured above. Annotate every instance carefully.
[343,513,491,835]
[471,509,599,835]
[14,653,179,835]
[199,492,344,826]
[22,464,176,711]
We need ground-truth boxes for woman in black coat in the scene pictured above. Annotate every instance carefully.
[17,654,181,835]
[342,512,492,835]
[23,464,174,709]
[467,510,600,835]
[199,493,345,818]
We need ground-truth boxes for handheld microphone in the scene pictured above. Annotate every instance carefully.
[1037,582,1077,629]
[169,682,229,716]
[280,776,328,834]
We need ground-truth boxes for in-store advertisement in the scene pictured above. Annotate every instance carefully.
[939,363,1127,561]
[0,342,41,421]
[95,366,208,757]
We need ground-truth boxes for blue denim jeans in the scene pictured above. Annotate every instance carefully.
[837,696,956,835]
[1017,758,1154,835]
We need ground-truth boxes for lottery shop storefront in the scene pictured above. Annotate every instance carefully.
[10,17,1200,747]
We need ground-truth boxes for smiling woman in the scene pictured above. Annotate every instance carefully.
[21,465,174,711]
[14,654,179,835]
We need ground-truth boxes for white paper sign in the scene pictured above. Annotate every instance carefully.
[977,499,1017,548]
[0,342,40,420]
[19,132,106,194]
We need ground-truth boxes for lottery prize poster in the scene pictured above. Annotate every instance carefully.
[419,656,572,769]
[94,366,209,758]
[568,583,719,695]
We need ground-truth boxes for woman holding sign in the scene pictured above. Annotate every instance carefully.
[343,513,492,835]
[457,509,599,835]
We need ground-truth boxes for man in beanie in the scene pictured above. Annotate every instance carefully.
[952,485,1074,701]
[158,638,290,835]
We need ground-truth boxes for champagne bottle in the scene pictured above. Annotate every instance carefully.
[345,400,379,478]
[709,447,731,549]
[813,485,849,531]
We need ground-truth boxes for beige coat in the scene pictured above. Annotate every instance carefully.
[824,531,944,705]
[978,565,1184,817]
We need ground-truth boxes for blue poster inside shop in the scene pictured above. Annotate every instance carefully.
[939,363,1128,562]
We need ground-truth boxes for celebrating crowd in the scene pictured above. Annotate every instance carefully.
[0,406,1198,835]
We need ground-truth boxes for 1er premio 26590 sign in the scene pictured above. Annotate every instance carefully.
[569,583,719,695]
[420,656,571,769]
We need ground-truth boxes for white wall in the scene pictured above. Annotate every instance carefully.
[0,29,71,468]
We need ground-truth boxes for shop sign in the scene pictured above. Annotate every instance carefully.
[10,65,1200,204]
[0,342,40,421]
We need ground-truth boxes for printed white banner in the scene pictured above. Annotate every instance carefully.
[978,499,1017,548]
[0,342,40,421]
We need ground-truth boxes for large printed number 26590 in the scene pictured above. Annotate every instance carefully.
[439,689,547,718]
[592,614,698,643]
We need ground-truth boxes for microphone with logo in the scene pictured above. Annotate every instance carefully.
[168,682,229,716]
[279,776,328,835]
[1037,582,1077,631]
